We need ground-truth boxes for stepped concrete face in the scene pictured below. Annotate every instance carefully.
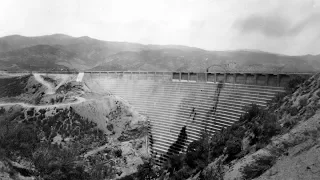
[82,71,296,164]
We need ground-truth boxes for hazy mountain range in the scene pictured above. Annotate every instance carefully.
[0,34,319,72]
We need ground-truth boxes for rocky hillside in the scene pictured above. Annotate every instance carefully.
[0,34,319,72]
[0,73,148,179]
[222,73,320,180]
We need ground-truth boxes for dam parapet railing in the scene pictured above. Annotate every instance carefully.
[3,70,315,87]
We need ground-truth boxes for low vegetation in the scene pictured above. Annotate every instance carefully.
[0,107,118,179]
[241,155,277,179]
[0,75,31,98]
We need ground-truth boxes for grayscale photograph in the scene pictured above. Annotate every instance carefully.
[0,0,320,179]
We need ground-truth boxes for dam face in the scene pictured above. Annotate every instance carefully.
[82,71,291,164]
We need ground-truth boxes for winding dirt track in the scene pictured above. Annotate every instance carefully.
[0,97,86,108]
[33,73,56,94]
[0,73,86,108]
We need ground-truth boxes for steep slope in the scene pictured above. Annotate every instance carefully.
[250,74,320,180]
[0,73,148,179]
[222,73,320,180]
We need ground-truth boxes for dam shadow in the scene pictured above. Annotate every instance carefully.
[157,81,225,164]
[158,125,188,163]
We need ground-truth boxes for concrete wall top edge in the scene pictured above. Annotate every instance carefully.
[2,70,316,76]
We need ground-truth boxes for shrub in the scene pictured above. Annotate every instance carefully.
[39,109,46,114]
[0,107,5,115]
[269,92,286,111]
[304,106,316,120]
[254,113,281,146]
[241,155,276,180]
[164,154,186,174]
[34,95,42,105]
[114,149,122,157]
[208,131,227,161]
[33,145,90,180]
[135,160,159,180]
[0,75,30,98]
[237,104,280,150]
[0,123,39,158]
[118,175,135,180]
[288,106,299,116]
[286,75,308,94]
[283,116,300,130]
[185,134,210,169]
[239,104,262,123]
[107,124,114,131]
[90,162,116,180]
[299,98,308,107]
[56,96,64,103]
[200,157,224,180]
[224,136,242,160]
[230,124,246,138]
[171,166,193,180]
[302,128,320,141]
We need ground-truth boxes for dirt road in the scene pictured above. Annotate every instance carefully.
[0,97,86,108]
[0,73,87,108]
[33,73,55,94]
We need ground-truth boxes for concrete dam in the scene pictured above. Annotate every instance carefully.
[81,71,305,164]
[5,70,311,164]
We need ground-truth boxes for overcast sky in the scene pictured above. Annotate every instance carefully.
[0,0,319,55]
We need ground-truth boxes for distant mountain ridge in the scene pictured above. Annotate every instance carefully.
[0,34,319,72]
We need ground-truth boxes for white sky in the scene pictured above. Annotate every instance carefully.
[0,0,320,55]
